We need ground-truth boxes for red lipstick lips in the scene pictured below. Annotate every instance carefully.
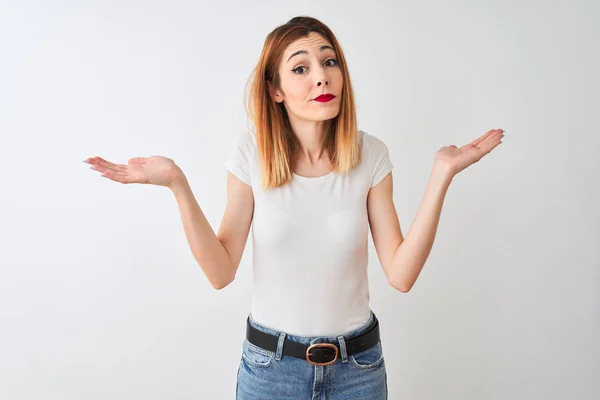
[313,94,336,102]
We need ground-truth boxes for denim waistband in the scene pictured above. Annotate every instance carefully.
[247,310,377,346]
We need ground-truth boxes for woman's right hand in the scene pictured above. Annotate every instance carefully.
[84,155,184,188]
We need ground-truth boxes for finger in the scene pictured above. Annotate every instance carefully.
[469,130,495,147]
[471,129,503,147]
[84,157,104,165]
[474,135,503,161]
[84,156,122,170]
[93,160,128,174]
[96,158,127,171]
[475,130,504,149]
[89,163,128,176]
[100,170,132,184]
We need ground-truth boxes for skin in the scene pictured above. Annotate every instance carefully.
[84,33,505,292]
[269,32,343,176]
[368,128,504,292]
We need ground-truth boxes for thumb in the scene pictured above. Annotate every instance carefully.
[128,157,147,165]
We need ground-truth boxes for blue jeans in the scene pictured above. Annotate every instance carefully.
[236,310,388,399]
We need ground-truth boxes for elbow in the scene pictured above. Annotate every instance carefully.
[212,276,234,290]
[389,277,412,293]
[202,258,236,290]
[399,285,411,293]
[210,273,235,290]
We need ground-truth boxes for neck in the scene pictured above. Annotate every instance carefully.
[288,116,329,162]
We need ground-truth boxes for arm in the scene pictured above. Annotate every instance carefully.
[170,171,254,290]
[367,129,504,292]
[367,167,452,293]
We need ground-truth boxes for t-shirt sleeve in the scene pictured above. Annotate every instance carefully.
[370,135,394,188]
[224,132,253,186]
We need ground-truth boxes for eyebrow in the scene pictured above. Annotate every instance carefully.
[286,45,335,63]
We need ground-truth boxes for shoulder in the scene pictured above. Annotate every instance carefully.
[234,130,257,151]
[358,129,394,187]
[359,130,390,159]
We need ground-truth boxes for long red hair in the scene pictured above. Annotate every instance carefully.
[245,16,361,189]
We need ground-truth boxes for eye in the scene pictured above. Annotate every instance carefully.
[324,58,338,67]
[292,66,307,74]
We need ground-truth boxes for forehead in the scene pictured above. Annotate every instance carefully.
[284,32,334,56]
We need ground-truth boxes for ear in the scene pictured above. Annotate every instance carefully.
[268,82,284,103]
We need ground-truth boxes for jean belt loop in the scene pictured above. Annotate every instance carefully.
[275,332,286,361]
[336,335,348,363]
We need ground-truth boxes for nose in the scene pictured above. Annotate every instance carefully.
[315,65,329,87]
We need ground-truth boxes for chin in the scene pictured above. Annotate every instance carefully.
[308,108,341,122]
[292,105,340,122]
[303,114,339,123]
[320,110,341,121]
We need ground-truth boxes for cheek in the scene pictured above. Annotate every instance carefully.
[333,70,344,88]
[283,79,312,103]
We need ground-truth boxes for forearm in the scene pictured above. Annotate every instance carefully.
[169,174,233,289]
[389,165,453,292]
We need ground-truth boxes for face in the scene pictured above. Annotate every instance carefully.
[270,32,343,123]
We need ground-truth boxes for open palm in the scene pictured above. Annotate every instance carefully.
[84,155,182,187]
[435,129,505,176]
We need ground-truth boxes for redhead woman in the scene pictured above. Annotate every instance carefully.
[85,16,504,400]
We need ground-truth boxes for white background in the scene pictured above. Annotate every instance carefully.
[1,0,598,399]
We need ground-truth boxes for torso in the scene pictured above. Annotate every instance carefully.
[292,154,334,178]
[227,129,392,336]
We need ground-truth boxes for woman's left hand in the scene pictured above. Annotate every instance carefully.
[434,128,505,178]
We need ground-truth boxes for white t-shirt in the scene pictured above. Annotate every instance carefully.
[224,129,393,337]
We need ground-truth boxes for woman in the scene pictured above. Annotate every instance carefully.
[85,16,504,400]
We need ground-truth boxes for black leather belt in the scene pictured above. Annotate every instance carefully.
[246,315,380,366]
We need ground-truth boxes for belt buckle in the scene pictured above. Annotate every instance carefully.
[306,343,338,366]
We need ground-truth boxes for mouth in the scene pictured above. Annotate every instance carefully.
[313,94,336,102]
